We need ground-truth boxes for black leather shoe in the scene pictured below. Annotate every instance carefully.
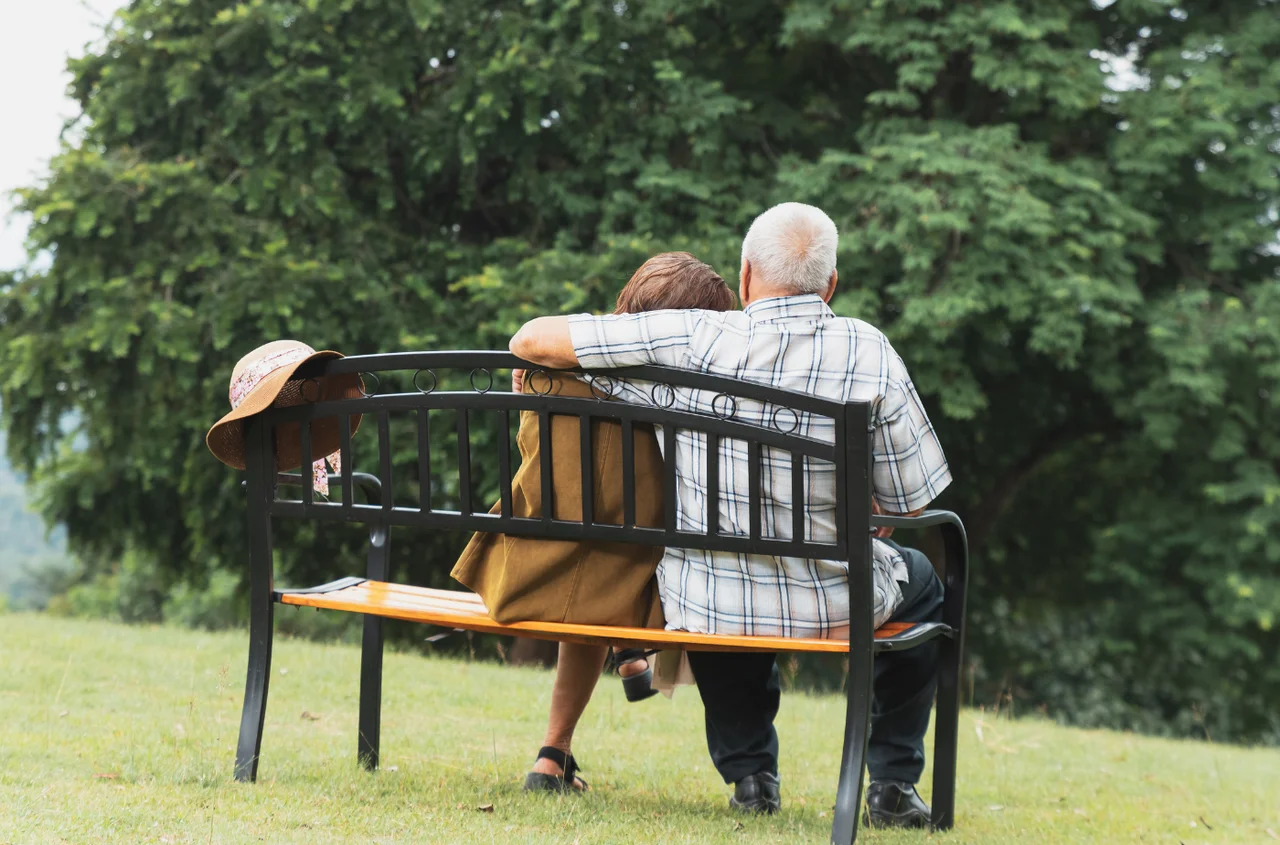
[864,781,930,828]
[730,771,781,815]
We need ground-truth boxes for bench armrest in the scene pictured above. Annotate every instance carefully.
[242,471,383,502]
[870,508,966,538]
[275,471,383,503]
[870,508,968,645]
[269,472,390,579]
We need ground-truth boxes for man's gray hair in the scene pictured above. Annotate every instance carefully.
[741,202,839,295]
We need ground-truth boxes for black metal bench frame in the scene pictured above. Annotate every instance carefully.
[231,350,968,845]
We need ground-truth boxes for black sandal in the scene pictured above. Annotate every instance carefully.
[523,746,587,793]
[610,648,659,702]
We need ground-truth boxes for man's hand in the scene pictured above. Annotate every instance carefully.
[511,368,525,393]
[871,499,892,539]
[871,499,924,539]
[510,316,579,369]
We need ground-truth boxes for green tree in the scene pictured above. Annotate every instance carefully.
[2,0,1277,741]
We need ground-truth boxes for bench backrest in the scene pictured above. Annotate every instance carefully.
[243,351,874,568]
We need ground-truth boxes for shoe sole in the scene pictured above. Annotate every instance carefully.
[523,772,587,793]
[864,808,929,829]
[730,798,781,815]
[622,667,658,702]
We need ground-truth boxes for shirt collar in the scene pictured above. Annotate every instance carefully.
[742,294,835,323]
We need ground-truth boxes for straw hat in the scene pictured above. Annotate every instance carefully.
[206,340,363,487]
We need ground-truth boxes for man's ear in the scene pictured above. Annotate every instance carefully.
[739,258,752,306]
[821,269,838,303]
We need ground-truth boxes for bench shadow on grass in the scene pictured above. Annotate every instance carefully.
[396,772,838,832]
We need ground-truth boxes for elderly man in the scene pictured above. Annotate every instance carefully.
[509,203,951,827]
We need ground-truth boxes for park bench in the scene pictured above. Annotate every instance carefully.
[231,350,968,845]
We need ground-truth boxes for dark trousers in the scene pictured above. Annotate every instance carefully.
[687,542,944,785]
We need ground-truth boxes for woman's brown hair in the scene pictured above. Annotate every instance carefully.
[614,252,735,315]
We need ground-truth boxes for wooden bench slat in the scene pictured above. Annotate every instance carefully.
[368,580,487,606]
[278,580,922,654]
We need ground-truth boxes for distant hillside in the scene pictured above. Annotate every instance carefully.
[0,426,66,603]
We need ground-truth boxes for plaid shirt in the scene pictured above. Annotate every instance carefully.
[568,295,951,638]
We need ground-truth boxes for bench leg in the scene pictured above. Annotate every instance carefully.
[358,523,390,771]
[830,640,874,845]
[235,420,275,784]
[930,634,960,829]
[358,613,384,770]
[234,576,274,782]
[931,519,968,830]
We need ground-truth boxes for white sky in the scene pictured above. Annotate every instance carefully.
[0,0,125,271]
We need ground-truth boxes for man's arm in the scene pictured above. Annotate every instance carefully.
[872,349,953,521]
[509,316,579,369]
[512,310,697,373]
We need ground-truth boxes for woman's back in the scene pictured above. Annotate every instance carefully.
[451,373,666,627]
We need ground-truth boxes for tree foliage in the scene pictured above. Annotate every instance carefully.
[2,0,1278,740]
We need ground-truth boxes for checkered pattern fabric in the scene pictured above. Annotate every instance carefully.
[567,294,952,638]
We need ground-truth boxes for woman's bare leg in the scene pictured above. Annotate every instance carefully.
[532,641,608,785]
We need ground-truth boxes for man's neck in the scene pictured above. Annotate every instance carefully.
[744,288,816,307]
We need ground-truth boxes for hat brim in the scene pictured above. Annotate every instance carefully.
[206,350,363,472]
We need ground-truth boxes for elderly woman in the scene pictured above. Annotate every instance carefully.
[452,251,734,791]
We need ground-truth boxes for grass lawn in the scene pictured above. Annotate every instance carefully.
[0,612,1276,844]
